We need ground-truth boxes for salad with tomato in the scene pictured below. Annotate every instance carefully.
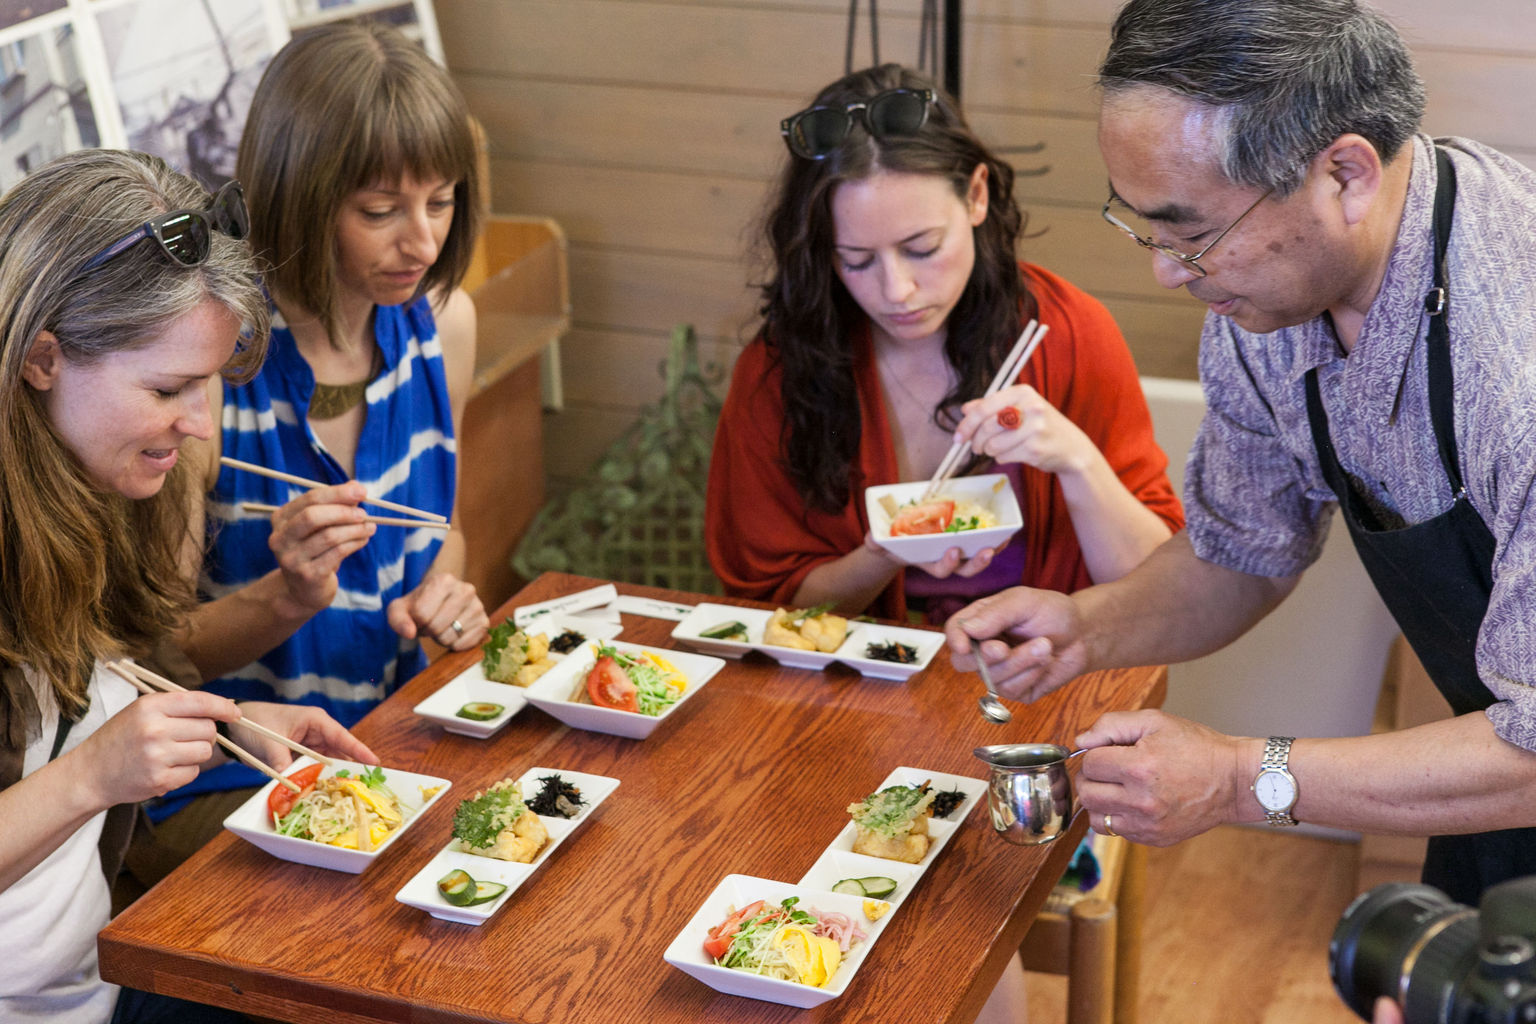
[579,645,687,716]
[702,897,866,988]
[888,496,997,537]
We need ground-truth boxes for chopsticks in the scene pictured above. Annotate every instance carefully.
[219,456,448,524]
[920,320,1050,501]
[240,502,450,531]
[105,659,333,792]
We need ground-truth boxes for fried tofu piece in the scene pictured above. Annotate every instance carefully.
[851,817,930,864]
[485,807,549,863]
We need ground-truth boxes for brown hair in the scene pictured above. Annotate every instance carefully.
[758,64,1033,513]
[0,150,269,714]
[236,20,484,344]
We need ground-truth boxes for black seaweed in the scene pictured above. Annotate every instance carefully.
[864,640,918,664]
[549,629,587,655]
[526,773,585,818]
[931,787,967,818]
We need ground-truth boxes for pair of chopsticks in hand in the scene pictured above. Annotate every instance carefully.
[105,659,331,793]
[221,456,449,531]
[919,319,1051,501]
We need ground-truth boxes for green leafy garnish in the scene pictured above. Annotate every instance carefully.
[847,783,936,839]
[451,780,528,851]
[481,619,534,683]
[788,602,836,625]
[943,516,980,533]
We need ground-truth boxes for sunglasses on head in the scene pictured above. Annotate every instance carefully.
[779,87,936,160]
[78,179,250,274]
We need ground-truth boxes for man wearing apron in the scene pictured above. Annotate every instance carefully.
[947,0,1536,908]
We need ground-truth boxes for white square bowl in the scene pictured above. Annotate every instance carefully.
[864,472,1023,563]
[394,766,620,924]
[222,759,451,874]
[662,874,893,1008]
[520,640,724,739]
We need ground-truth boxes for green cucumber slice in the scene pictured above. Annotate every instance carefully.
[456,701,505,721]
[856,876,899,898]
[438,868,476,905]
[832,875,899,898]
[466,881,508,906]
[699,620,749,641]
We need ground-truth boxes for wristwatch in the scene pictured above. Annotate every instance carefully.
[1252,736,1299,827]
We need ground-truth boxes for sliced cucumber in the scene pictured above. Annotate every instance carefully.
[832,875,899,899]
[438,868,476,905]
[466,880,508,906]
[699,620,749,641]
[456,701,505,721]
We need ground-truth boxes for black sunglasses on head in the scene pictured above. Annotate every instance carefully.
[779,88,936,160]
[78,179,250,274]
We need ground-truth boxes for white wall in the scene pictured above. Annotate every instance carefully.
[1141,378,1400,839]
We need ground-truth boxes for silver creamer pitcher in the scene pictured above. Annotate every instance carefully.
[973,743,1084,845]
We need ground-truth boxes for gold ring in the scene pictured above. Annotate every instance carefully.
[451,619,465,636]
[1103,813,1118,837]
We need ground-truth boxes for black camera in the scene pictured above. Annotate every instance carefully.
[1329,877,1536,1022]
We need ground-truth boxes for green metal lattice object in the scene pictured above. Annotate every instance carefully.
[512,324,724,594]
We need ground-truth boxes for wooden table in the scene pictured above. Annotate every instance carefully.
[100,573,1166,1024]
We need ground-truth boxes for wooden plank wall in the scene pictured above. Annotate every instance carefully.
[436,0,1536,492]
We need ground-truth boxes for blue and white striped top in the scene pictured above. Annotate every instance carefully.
[159,296,456,808]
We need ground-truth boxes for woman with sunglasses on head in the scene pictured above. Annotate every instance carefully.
[706,64,1183,628]
[140,22,486,858]
[0,149,375,1024]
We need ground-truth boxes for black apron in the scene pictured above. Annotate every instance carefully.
[1304,147,1536,905]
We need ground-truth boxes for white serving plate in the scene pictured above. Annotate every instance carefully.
[662,874,893,1008]
[864,472,1023,563]
[395,766,620,924]
[799,766,987,906]
[670,603,945,682]
[223,759,451,874]
[521,640,724,739]
[413,614,624,738]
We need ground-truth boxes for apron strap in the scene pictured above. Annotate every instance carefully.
[1425,146,1463,496]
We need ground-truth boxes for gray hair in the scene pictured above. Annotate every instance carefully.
[1098,0,1426,195]
[0,148,268,408]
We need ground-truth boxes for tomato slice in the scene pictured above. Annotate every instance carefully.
[703,899,766,960]
[267,763,324,821]
[890,499,956,536]
[587,656,639,713]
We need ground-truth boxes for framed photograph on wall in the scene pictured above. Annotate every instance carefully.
[0,0,442,189]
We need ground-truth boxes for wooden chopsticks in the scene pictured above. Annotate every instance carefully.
[919,320,1051,501]
[240,501,450,531]
[105,659,334,793]
[219,456,448,524]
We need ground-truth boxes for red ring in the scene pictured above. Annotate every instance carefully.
[996,407,1022,430]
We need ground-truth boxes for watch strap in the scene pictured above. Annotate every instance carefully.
[1259,736,1298,827]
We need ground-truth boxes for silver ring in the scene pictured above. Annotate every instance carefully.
[451,619,465,636]
[1103,813,1118,838]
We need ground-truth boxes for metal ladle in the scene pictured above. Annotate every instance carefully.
[971,637,1012,723]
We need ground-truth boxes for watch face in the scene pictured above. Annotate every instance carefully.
[1255,769,1296,811]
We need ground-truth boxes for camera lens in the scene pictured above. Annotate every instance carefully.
[1330,882,1480,1022]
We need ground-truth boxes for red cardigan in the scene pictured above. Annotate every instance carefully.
[704,263,1184,621]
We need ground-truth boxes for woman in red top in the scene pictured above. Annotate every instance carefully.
[706,64,1183,624]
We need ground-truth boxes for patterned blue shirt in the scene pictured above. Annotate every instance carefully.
[1185,134,1536,751]
[157,296,457,809]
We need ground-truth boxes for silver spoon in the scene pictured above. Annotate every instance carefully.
[971,636,1012,723]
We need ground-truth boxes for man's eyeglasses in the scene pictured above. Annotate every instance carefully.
[780,88,936,160]
[79,179,250,274]
[1100,188,1273,278]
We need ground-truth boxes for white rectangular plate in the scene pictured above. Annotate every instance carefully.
[521,640,724,739]
[394,766,619,924]
[223,760,451,874]
[414,614,624,738]
[798,766,986,910]
[662,874,893,1008]
[670,603,945,681]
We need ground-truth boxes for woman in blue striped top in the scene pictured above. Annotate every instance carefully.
[141,23,489,851]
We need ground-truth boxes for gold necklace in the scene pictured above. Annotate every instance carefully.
[308,349,382,420]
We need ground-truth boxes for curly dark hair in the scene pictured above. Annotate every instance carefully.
[757,64,1035,513]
